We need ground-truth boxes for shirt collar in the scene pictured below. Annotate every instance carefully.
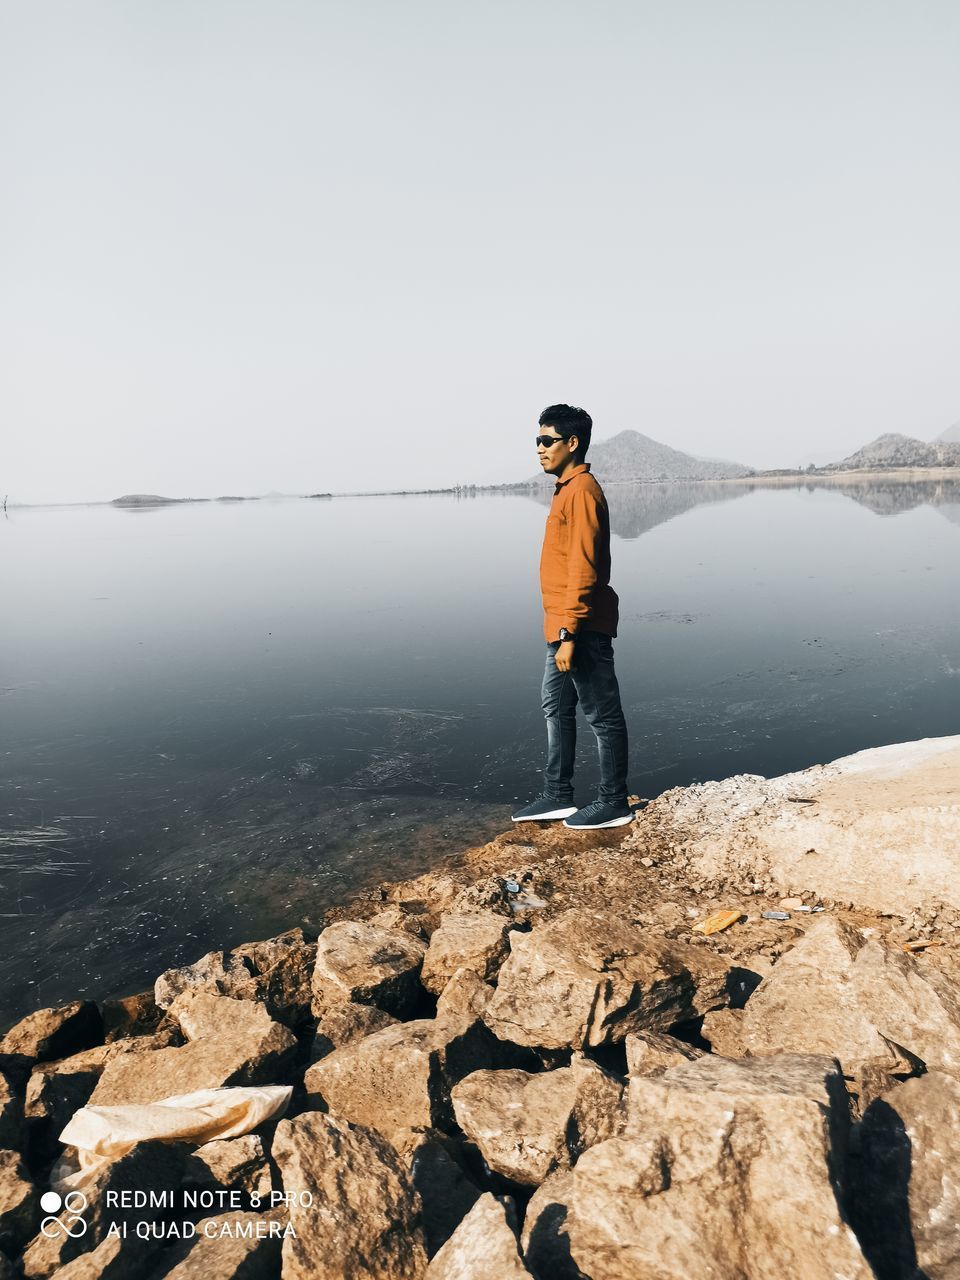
[554,462,591,492]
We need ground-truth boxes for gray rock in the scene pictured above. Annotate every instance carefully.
[145,1211,284,1278]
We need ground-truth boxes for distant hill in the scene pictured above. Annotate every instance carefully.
[936,421,960,444]
[529,430,753,483]
[823,434,960,471]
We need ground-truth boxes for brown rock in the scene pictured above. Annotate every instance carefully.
[272,1110,427,1279]
[148,1211,284,1279]
[155,930,316,1027]
[425,1193,531,1278]
[0,1071,22,1150]
[701,918,960,1098]
[312,921,426,1018]
[420,913,513,995]
[90,993,296,1106]
[0,1003,103,1083]
[49,1235,160,1280]
[849,1069,960,1280]
[304,1007,505,1134]
[0,1148,38,1255]
[182,1135,272,1199]
[625,1030,706,1077]
[434,970,494,1024]
[22,1140,185,1278]
[451,1057,623,1186]
[390,1128,482,1256]
[311,1003,397,1063]
[100,992,163,1043]
[25,1035,177,1135]
[485,909,728,1050]
[523,1052,870,1280]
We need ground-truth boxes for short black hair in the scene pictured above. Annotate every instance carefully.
[538,404,593,462]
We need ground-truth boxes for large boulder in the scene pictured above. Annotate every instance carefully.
[0,1148,38,1255]
[451,1057,623,1186]
[420,913,514,995]
[272,1110,427,1279]
[848,1070,960,1280]
[0,1003,103,1083]
[425,1193,531,1278]
[155,929,317,1027]
[523,1053,871,1280]
[701,918,960,1101]
[304,1005,509,1134]
[312,921,426,1018]
[89,993,296,1106]
[485,909,729,1050]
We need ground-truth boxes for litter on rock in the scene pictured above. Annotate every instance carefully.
[902,939,941,952]
[693,910,743,935]
[762,911,791,921]
[502,880,521,894]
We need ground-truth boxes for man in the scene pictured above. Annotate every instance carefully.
[512,404,633,830]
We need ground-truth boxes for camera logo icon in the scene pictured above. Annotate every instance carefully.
[40,1191,89,1238]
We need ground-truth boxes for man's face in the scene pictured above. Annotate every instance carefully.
[537,427,578,476]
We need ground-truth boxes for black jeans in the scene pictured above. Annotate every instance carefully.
[540,631,629,805]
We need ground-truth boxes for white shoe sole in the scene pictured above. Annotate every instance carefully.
[512,806,578,822]
[562,812,635,830]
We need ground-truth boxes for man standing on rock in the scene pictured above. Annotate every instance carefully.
[512,404,633,830]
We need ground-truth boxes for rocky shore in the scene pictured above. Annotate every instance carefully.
[1,735,959,1279]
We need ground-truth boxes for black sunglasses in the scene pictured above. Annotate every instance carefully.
[535,434,569,448]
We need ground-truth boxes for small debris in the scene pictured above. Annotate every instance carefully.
[762,911,791,922]
[693,910,743,936]
[502,880,521,895]
[639,857,653,868]
[779,898,805,910]
[902,939,941,953]
[509,894,548,912]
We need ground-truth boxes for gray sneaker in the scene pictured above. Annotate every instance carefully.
[511,795,578,822]
[562,799,634,829]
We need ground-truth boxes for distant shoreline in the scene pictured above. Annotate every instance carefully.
[5,468,959,510]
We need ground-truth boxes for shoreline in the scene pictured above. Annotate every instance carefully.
[3,737,960,1275]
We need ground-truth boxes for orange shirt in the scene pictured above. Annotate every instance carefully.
[539,463,619,642]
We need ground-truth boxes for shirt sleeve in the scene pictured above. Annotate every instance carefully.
[561,485,603,632]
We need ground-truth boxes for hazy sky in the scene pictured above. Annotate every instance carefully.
[2,0,958,504]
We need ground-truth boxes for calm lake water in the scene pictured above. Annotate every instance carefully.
[2,478,960,1028]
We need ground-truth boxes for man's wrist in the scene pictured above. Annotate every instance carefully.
[558,627,577,643]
